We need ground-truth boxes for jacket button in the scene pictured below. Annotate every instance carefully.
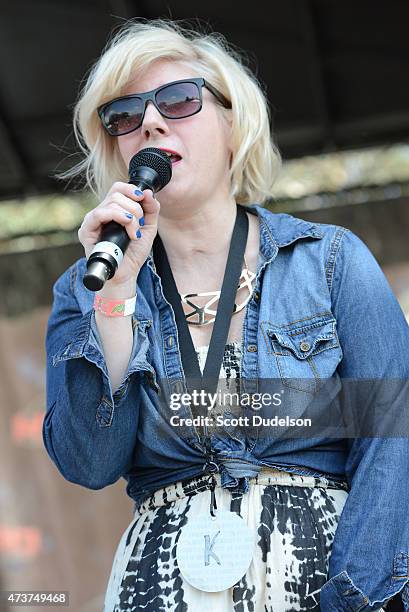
[253,291,260,302]
[167,336,174,348]
[300,341,311,352]
[173,381,184,393]
[247,344,258,352]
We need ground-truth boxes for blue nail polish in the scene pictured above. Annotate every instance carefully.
[139,217,145,226]
[125,213,133,218]
[134,189,143,196]
[136,229,142,238]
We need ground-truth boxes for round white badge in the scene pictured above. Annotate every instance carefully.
[176,510,255,592]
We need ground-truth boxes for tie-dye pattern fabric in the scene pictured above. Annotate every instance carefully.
[104,468,350,611]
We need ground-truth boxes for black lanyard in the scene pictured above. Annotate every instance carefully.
[153,203,249,464]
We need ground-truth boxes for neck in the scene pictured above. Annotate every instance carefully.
[157,198,238,272]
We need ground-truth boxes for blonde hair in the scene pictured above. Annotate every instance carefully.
[57,18,281,205]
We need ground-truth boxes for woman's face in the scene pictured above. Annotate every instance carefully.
[115,60,233,210]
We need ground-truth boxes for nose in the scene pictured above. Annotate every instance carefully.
[141,100,170,138]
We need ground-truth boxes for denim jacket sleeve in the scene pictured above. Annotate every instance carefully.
[320,229,409,611]
[43,259,153,489]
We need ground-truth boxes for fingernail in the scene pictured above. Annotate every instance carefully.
[139,217,145,226]
[125,213,133,219]
[134,189,143,196]
[136,229,142,238]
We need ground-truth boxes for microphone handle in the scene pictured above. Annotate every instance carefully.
[82,179,152,292]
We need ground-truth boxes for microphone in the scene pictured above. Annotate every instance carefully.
[82,147,172,291]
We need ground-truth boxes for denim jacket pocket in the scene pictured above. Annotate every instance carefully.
[267,313,343,394]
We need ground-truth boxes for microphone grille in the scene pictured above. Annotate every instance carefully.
[129,147,172,188]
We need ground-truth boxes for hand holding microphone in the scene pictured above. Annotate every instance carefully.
[78,148,172,291]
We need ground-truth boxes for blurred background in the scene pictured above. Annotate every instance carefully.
[1,1,408,610]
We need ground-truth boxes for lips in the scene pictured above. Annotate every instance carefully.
[158,148,182,164]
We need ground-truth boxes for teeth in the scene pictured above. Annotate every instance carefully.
[161,150,181,162]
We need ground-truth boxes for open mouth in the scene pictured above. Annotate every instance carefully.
[160,150,182,164]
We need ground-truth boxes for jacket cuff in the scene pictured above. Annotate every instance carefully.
[51,309,157,403]
[320,570,408,611]
[51,309,106,371]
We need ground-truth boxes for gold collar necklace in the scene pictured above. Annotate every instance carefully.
[180,255,256,326]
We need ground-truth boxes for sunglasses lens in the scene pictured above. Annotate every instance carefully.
[101,97,144,135]
[156,82,201,118]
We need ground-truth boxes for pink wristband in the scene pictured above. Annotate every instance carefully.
[93,294,137,317]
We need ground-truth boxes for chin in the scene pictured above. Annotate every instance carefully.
[160,180,186,199]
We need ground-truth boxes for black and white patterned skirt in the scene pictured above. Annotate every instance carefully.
[103,468,350,611]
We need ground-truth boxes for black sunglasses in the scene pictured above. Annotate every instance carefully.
[97,77,232,137]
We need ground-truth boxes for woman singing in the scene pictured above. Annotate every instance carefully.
[43,19,409,611]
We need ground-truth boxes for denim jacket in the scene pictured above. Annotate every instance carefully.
[44,204,409,611]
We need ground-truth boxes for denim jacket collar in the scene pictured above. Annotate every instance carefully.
[252,204,324,251]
